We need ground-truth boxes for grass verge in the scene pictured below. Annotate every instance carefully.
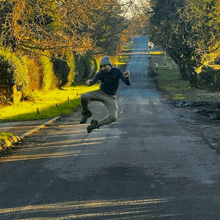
[0,132,14,143]
[116,42,136,67]
[149,51,164,55]
[124,42,136,50]
[149,54,220,103]
[117,55,130,67]
[0,84,99,122]
[0,43,134,142]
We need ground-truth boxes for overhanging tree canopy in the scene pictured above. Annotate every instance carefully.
[0,0,134,56]
[146,0,220,85]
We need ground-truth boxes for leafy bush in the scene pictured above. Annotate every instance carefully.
[89,56,99,78]
[39,52,58,91]
[74,54,92,81]
[0,47,30,102]
[17,55,30,99]
[53,58,70,88]
[26,56,41,92]
[199,66,215,86]
[0,57,14,87]
[214,57,220,65]
[66,52,76,86]
[199,66,220,90]
[0,57,14,103]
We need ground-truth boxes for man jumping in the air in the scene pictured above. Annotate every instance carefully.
[80,56,131,133]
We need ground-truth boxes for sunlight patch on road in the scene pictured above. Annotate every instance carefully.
[1,147,100,163]
[20,142,104,152]
[0,198,174,219]
[48,129,86,135]
[40,137,109,147]
[18,211,178,219]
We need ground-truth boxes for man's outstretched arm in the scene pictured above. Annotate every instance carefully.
[124,71,130,78]
[86,71,102,86]
[121,70,131,85]
[86,79,93,86]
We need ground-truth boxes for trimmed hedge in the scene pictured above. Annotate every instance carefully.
[74,54,95,81]
[66,52,76,86]
[0,47,29,100]
[53,58,70,88]
[39,52,58,91]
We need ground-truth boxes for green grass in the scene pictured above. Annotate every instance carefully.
[124,42,136,50]
[0,50,133,143]
[149,51,164,55]
[0,132,14,142]
[117,55,130,66]
[0,84,100,145]
[116,42,135,67]
[156,69,189,92]
[149,54,220,103]
[0,84,99,122]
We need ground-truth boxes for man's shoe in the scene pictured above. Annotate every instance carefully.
[80,110,92,124]
[87,120,99,133]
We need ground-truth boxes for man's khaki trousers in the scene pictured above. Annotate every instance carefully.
[81,89,118,126]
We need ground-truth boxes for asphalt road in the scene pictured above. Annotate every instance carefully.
[0,36,220,220]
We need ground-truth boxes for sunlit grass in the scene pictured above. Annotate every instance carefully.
[116,42,135,67]
[116,55,130,66]
[0,132,13,142]
[0,48,132,141]
[149,51,164,55]
[0,84,99,122]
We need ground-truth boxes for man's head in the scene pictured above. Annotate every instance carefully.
[100,56,112,72]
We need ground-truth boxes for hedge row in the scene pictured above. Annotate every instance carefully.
[0,48,99,104]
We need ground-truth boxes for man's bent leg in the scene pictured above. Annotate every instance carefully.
[81,93,89,112]
[97,96,118,127]
[80,90,102,124]
[81,90,103,111]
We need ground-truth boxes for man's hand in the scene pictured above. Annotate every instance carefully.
[86,79,93,86]
[124,71,130,78]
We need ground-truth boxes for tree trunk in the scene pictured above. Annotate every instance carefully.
[178,62,189,81]
[167,51,189,81]
[187,62,198,87]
